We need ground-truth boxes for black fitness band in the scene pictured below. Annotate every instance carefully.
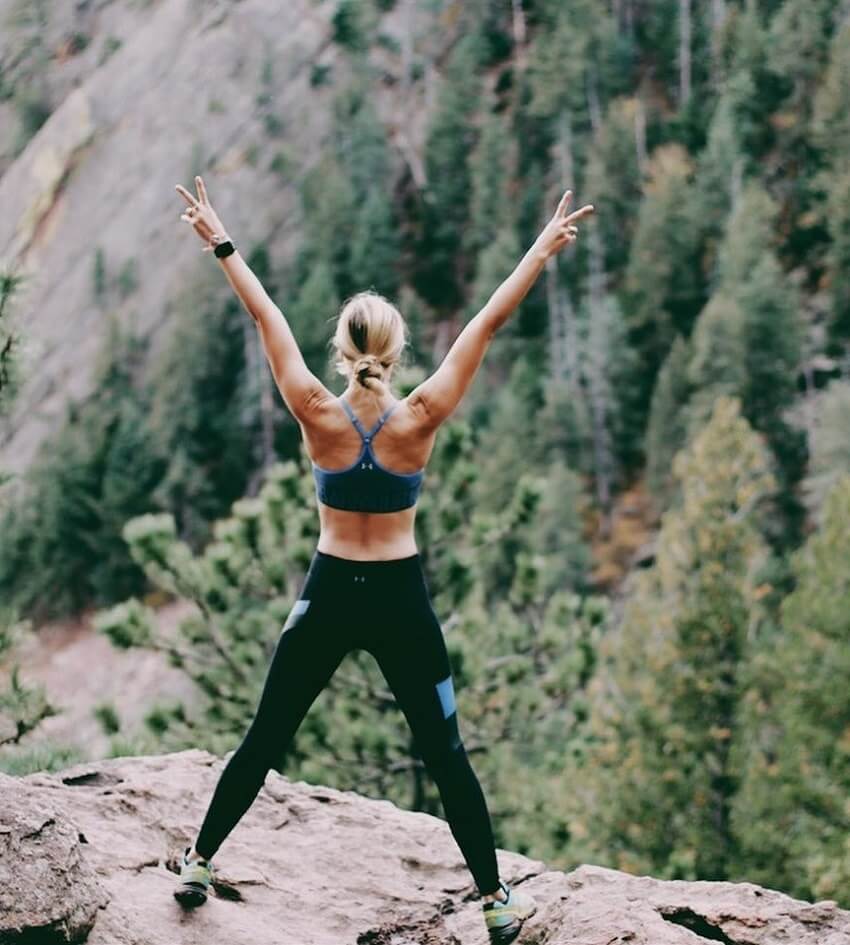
[214,239,236,258]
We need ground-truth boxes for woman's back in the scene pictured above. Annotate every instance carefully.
[300,391,439,561]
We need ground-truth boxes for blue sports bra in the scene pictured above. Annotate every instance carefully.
[311,398,425,513]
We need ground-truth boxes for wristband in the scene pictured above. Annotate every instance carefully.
[213,239,236,258]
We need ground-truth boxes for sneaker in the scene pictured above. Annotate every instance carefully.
[173,845,215,907]
[482,879,537,944]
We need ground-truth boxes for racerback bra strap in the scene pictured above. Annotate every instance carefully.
[340,399,399,443]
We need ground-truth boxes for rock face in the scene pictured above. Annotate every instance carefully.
[0,0,428,479]
[1,750,849,945]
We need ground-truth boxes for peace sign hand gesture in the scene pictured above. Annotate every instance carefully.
[175,175,231,253]
[536,189,595,260]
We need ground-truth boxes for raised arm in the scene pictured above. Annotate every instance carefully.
[408,189,594,430]
[175,176,330,422]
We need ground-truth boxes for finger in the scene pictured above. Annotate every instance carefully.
[195,175,209,204]
[565,204,595,223]
[556,189,573,217]
[175,183,200,208]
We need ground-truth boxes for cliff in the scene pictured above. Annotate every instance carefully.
[0,0,425,478]
[2,749,849,944]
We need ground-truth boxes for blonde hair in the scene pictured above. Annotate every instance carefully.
[330,290,408,399]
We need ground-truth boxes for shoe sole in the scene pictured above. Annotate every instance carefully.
[173,883,209,908]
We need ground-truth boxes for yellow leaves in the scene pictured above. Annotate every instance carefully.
[643,143,694,194]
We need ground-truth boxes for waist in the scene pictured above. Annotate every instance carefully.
[315,498,419,559]
[310,547,424,581]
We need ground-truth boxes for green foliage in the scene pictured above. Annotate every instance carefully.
[413,34,483,312]
[0,281,256,620]
[732,474,850,904]
[0,271,25,426]
[527,0,627,120]
[620,145,706,434]
[565,397,776,879]
[0,319,161,620]
[690,182,807,544]
[288,261,341,382]
[292,86,401,312]
[645,334,692,508]
[332,0,371,54]
[98,35,122,66]
[812,24,850,345]
[0,665,56,749]
[93,702,121,735]
[92,247,106,303]
[145,288,255,547]
[0,739,85,776]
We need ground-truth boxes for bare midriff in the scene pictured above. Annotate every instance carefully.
[315,502,419,560]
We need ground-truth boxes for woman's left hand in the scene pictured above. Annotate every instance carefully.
[175,175,231,253]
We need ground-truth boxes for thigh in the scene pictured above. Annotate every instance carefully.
[241,585,348,751]
[369,586,463,764]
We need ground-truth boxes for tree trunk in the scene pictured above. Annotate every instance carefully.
[586,224,614,534]
[511,0,527,73]
[586,68,602,135]
[634,88,647,174]
[711,0,727,87]
[679,0,692,107]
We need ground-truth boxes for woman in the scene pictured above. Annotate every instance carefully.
[173,175,593,944]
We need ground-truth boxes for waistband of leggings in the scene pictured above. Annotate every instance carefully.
[313,548,422,571]
[312,548,423,576]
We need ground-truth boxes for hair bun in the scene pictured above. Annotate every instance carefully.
[354,353,382,385]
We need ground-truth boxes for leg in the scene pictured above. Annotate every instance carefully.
[369,583,501,897]
[193,593,347,860]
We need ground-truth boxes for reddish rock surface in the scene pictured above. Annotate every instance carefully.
[2,749,849,944]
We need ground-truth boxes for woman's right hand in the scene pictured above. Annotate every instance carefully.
[175,175,232,253]
[535,189,595,259]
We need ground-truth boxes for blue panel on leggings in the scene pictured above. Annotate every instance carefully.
[436,675,456,719]
[282,598,310,632]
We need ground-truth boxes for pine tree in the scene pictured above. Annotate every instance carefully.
[285,259,341,387]
[564,397,776,879]
[620,144,705,438]
[0,317,159,620]
[645,333,693,509]
[680,182,807,546]
[414,33,483,312]
[811,20,850,346]
[146,287,254,549]
[732,474,850,903]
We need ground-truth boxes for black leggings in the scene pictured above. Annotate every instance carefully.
[193,549,501,896]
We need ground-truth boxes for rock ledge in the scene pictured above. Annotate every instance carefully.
[1,749,848,944]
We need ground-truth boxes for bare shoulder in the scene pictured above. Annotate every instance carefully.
[396,391,430,427]
[299,390,434,438]
[402,389,442,434]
